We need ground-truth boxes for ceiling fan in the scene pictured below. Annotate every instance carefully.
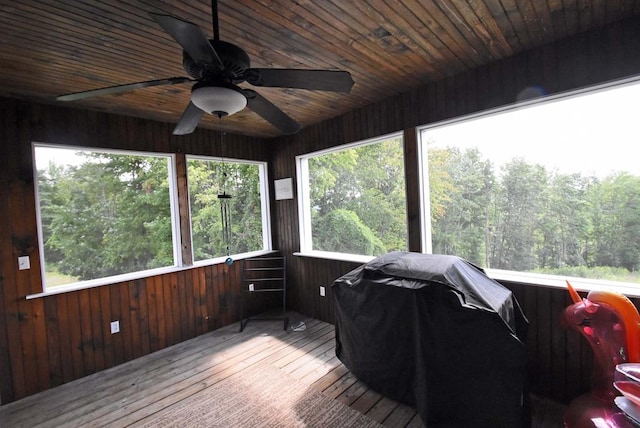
[57,0,354,135]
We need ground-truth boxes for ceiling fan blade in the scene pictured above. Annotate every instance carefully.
[57,77,191,101]
[173,102,205,135]
[244,89,301,134]
[150,13,224,70]
[246,69,354,93]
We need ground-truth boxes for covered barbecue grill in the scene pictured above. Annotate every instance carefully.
[333,251,529,427]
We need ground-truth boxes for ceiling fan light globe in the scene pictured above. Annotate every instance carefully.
[191,86,247,116]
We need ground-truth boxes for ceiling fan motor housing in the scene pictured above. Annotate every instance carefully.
[182,40,251,83]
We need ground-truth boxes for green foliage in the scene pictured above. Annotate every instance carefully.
[428,146,494,266]
[309,149,357,213]
[426,146,456,221]
[188,160,264,261]
[312,209,386,255]
[38,137,640,287]
[39,153,266,286]
[591,173,640,271]
[427,145,640,283]
[38,152,174,282]
[308,138,408,254]
[491,159,548,271]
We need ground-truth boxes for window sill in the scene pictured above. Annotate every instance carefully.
[293,251,375,264]
[487,269,640,298]
[294,252,640,298]
[26,250,278,299]
[191,250,279,268]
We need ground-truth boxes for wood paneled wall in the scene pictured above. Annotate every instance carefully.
[2,15,640,407]
[271,16,640,404]
[0,99,273,404]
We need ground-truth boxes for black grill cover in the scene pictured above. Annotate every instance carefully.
[333,252,529,427]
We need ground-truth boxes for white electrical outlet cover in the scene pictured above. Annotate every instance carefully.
[18,256,30,270]
[110,321,120,334]
[320,286,326,297]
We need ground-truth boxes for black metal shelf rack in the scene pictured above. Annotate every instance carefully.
[239,256,288,332]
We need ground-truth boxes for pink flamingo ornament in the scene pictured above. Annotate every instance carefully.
[562,281,640,427]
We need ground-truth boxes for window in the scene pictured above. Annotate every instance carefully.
[34,145,180,291]
[187,156,271,262]
[297,133,408,258]
[419,78,640,285]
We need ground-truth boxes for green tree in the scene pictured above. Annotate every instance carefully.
[425,146,455,223]
[490,159,548,271]
[308,138,407,255]
[309,149,358,215]
[344,140,407,251]
[429,147,495,266]
[537,173,593,269]
[188,160,264,260]
[39,152,174,281]
[592,173,640,271]
[313,209,386,255]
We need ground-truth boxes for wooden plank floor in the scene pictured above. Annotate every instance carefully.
[0,312,565,427]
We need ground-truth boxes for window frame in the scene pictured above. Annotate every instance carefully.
[295,131,407,262]
[416,76,640,296]
[185,154,273,266]
[32,143,183,296]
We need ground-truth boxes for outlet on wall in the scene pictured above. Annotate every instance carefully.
[320,286,326,297]
[18,256,30,270]
[110,320,120,334]
[249,283,254,291]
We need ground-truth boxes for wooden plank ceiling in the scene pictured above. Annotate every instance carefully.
[1,0,639,138]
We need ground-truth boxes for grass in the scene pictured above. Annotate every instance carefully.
[533,265,640,284]
[45,270,79,287]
